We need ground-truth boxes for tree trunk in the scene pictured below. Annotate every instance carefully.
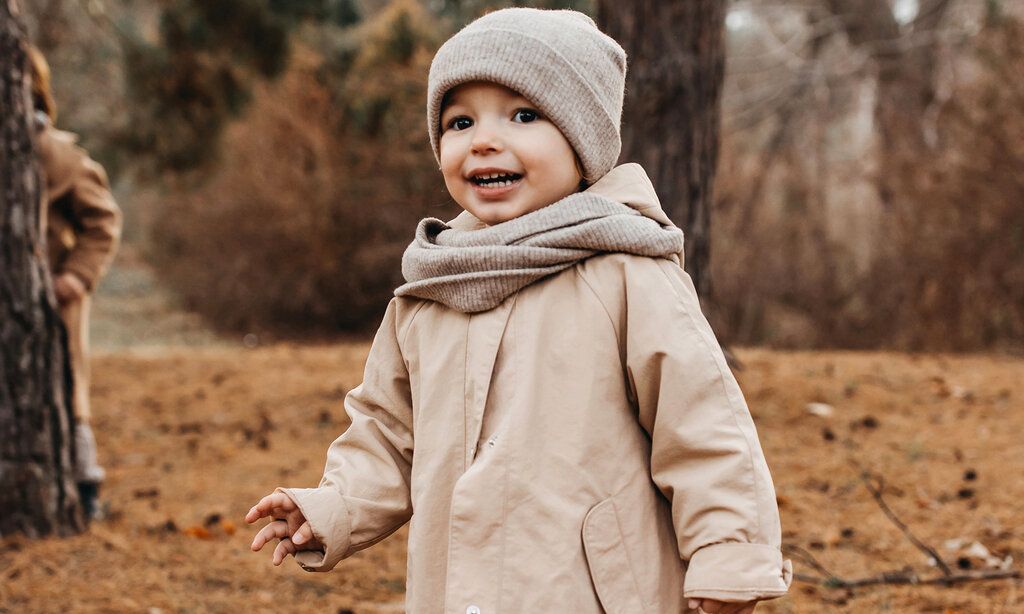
[0,0,83,538]
[825,0,954,204]
[596,0,726,302]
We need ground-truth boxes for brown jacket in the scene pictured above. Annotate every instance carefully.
[36,119,121,289]
[284,165,792,613]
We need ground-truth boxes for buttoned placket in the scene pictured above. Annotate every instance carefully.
[444,296,517,614]
[461,297,515,468]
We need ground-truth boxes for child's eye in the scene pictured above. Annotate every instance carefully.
[446,116,473,131]
[512,108,540,123]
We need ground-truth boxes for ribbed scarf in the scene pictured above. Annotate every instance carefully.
[394,192,684,313]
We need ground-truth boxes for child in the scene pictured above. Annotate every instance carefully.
[248,8,791,613]
[29,46,122,521]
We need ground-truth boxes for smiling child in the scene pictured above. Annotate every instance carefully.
[248,8,791,613]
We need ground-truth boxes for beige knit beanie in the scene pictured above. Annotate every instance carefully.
[427,8,627,183]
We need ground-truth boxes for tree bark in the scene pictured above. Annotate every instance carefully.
[596,0,726,302]
[0,0,83,538]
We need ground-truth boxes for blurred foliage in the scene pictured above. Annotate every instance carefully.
[121,0,360,170]
[865,16,1024,350]
[150,0,455,333]
[714,13,1024,352]
[119,0,590,172]
[145,0,597,333]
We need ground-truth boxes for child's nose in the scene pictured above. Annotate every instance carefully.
[470,122,504,155]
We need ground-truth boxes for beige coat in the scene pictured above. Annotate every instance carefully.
[36,120,122,422]
[37,122,122,291]
[284,165,792,613]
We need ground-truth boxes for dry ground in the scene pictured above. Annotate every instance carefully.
[1,342,1021,613]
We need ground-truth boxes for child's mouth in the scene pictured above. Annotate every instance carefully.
[469,172,523,198]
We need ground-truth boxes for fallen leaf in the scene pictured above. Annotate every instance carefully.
[944,538,967,551]
[806,402,834,418]
[182,526,213,540]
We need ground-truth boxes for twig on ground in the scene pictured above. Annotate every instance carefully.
[783,544,841,581]
[785,462,1020,590]
[851,460,954,577]
[795,567,1021,589]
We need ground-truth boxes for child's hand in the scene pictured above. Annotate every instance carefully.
[53,272,87,304]
[688,598,757,614]
[246,492,324,565]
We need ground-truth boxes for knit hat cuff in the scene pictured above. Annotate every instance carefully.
[428,28,622,182]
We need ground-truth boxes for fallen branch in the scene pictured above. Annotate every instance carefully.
[795,568,1021,589]
[852,462,954,577]
[783,463,1020,590]
[783,543,842,582]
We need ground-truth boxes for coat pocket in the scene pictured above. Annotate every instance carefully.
[582,497,647,614]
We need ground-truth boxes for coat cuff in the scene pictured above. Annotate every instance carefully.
[683,543,792,602]
[277,486,352,572]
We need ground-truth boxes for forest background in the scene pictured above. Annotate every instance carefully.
[5,1,1024,613]
[23,0,1024,353]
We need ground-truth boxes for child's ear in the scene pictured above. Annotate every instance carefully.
[574,155,588,191]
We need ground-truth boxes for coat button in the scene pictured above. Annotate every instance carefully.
[466,606,481,614]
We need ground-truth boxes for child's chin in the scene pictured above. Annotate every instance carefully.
[470,204,519,226]
[480,214,513,226]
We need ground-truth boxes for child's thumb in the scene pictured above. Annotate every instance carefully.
[292,522,312,546]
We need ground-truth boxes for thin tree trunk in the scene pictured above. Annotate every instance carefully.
[825,0,953,203]
[0,0,83,538]
[596,0,726,302]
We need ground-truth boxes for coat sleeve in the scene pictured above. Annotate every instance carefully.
[38,127,122,290]
[623,258,792,602]
[279,299,415,572]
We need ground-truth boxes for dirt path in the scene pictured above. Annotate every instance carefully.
[1,343,1021,612]
[89,248,225,350]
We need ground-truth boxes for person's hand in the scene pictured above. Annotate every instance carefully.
[688,598,757,614]
[53,272,87,304]
[246,492,323,565]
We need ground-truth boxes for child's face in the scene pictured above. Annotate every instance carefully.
[439,81,582,225]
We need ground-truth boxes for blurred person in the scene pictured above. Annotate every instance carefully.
[247,9,790,613]
[28,45,122,521]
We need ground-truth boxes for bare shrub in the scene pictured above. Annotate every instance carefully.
[862,18,1024,351]
[714,17,1024,352]
[151,1,456,334]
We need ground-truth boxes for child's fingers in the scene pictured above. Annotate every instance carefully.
[714,602,755,614]
[250,519,290,552]
[245,493,296,523]
[290,521,317,547]
[692,600,734,614]
[700,600,724,613]
[272,537,296,566]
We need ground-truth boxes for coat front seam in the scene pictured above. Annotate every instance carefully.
[574,265,621,348]
[398,299,430,353]
[495,300,518,611]
[463,314,471,473]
